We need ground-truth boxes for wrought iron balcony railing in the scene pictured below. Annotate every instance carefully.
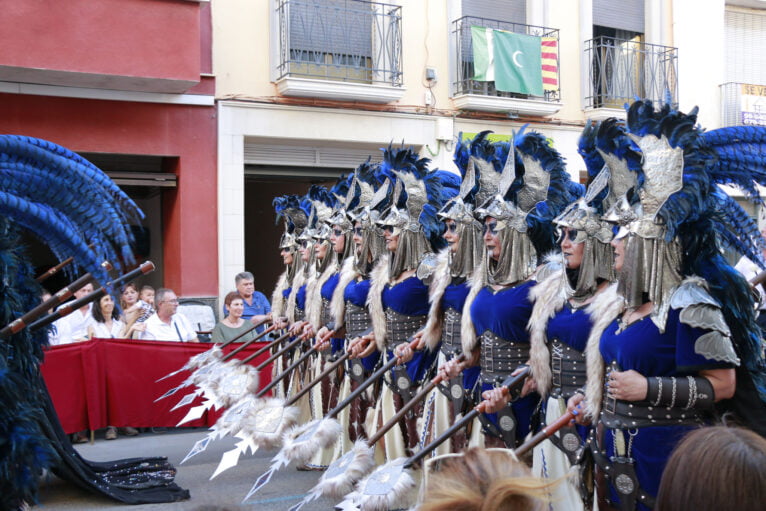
[585,36,678,109]
[721,82,766,127]
[452,16,560,102]
[276,0,402,87]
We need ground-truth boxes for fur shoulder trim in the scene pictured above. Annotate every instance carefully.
[527,267,568,395]
[583,283,624,420]
[270,271,289,318]
[286,270,306,325]
[422,249,451,351]
[461,259,487,354]
[331,257,357,327]
[367,254,390,351]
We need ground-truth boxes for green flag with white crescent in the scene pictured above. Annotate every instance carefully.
[492,30,543,96]
[471,26,494,81]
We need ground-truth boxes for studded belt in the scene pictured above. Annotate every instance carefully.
[320,298,333,328]
[479,330,530,383]
[344,302,370,339]
[549,338,587,399]
[601,398,706,429]
[440,307,462,356]
[384,308,427,347]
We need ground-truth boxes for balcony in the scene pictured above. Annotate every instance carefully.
[451,16,562,117]
[274,0,404,103]
[585,36,678,119]
[721,82,766,127]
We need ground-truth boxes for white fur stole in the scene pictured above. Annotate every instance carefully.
[421,248,451,351]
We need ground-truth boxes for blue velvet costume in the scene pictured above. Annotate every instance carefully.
[543,303,591,439]
[442,280,480,392]
[599,308,735,510]
[471,280,539,443]
[320,272,344,353]
[381,276,438,381]
[343,277,380,371]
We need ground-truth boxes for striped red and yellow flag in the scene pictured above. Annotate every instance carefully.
[541,37,558,92]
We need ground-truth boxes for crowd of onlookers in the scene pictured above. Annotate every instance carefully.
[45,272,271,443]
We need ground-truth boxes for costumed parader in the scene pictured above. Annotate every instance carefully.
[300,183,345,469]
[0,135,189,508]
[567,99,766,511]
[441,128,578,449]
[395,132,490,457]
[349,145,459,461]
[482,119,634,511]
[316,160,388,455]
[271,194,309,399]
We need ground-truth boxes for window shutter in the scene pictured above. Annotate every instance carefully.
[593,0,644,33]
[461,0,526,25]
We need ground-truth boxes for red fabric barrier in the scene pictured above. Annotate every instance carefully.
[40,339,273,434]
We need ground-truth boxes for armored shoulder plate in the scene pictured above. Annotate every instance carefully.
[416,252,439,284]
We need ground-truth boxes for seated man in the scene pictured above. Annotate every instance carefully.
[140,288,198,342]
[223,271,271,333]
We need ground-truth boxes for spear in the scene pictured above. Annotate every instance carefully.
[242,337,422,503]
[340,367,531,511]
[28,262,155,332]
[254,331,338,398]
[155,318,275,384]
[293,354,467,505]
[1,260,113,339]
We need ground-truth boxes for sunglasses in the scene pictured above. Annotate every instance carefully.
[444,222,457,233]
[483,222,499,236]
[332,228,344,237]
[382,225,395,234]
[557,228,583,244]
[353,226,363,236]
[299,240,310,248]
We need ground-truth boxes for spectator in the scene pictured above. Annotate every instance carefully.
[120,282,152,339]
[656,426,766,511]
[211,292,258,344]
[140,285,155,307]
[85,293,139,440]
[420,447,556,511]
[140,288,198,342]
[223,272,271,333]
[87,294,125,339]
[53,282,95,345]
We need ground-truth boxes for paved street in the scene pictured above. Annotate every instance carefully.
[37,428,337,511]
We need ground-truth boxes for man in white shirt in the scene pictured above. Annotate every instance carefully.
[140,288,198,342]
[52,283,95,345]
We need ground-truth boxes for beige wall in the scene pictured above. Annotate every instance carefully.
[211,0,589,123]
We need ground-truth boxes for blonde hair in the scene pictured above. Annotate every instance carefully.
[420,448,558,511]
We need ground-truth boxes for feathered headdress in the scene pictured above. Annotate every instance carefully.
[621,99,766,431]
[0,136,145,507]
[474,128,578,285]
[376,144,459,276]
[438,132,491,278]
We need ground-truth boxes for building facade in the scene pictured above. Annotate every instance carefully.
[213,0,766,300]
[0,0,218,304]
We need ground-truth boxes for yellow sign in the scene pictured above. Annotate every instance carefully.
[741,84,766,126]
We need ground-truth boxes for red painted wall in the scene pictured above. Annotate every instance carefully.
[1,0,199,83]
[0,93,218,297]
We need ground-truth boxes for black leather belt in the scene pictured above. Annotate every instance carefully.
[384,308,426,346]
[549,338,586,398]
[601,398,706,429]
[479,330,529,383]
[344,302,370,339]
[440,307,462,356]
